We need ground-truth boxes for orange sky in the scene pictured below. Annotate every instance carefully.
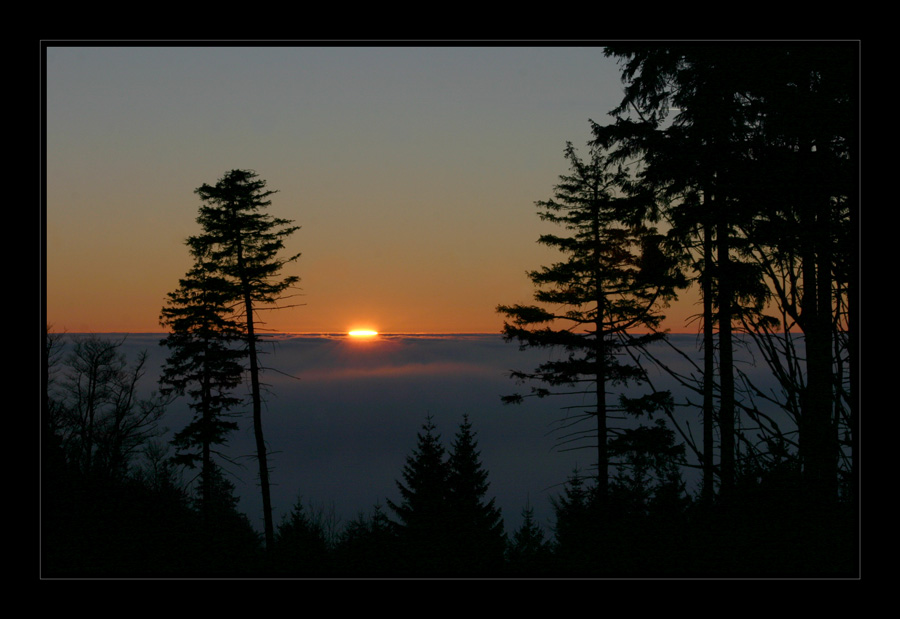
[45,45,704,336]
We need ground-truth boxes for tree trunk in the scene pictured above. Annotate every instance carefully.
[595,234,608,501]
[201,341,212,530]
[596,335,608,501]
[593,206,608,503]
[799,143,837,508]
[717,196,736,499]
[235,237,275,549]
[702,215,716,503]
[244,292,275,550]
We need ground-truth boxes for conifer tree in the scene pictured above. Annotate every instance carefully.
[386,416,450,573]
[270,494,329,575]
[188,169,301,549]
[445,414,506,573]
[507,501,550,575]
[729,46,857,506]
[596,44,857,506]
[607,419,689,519]
[593,45,752,500]
[550,468,596,570]
[159,259,245,528]
[498,142,682,500]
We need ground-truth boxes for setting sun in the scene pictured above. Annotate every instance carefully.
[348,329,379,337]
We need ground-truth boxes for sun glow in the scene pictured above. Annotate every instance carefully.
[348,329,379,337]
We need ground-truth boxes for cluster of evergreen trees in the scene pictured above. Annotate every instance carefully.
[41,336,539,576]
[42,329,855,577]
[266,415,510,577]
[594,45,857,511]
[499,44,857,530]
[386,415,506,575]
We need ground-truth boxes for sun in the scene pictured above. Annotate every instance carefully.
[348,329,379,337]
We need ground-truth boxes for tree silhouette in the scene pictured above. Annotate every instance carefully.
[387,415,507,575]
[42,333,267,577]
[188,169,301,549]
[159,258,246,528]
[506,500,551,575]
[596,43,857,507]
[594,45,764,500]
[192,462,263,574]
[497,142,683,500]
[445,414,506,574]
[728,45,857,506]
[51,334,167,480]
[386,416,450,574]
[550,468,597,572]
[334,503,396,575]
[606,418,690,520]
[270,494,330,575]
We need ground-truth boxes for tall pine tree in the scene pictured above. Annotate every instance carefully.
[498,142,683,500]
[188,169,301,549]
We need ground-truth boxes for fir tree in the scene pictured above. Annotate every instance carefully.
[445,414,506,574]
[386,416,451,574]
[506,500,550,575]
[188,169,301,549]
[607,419,690,520]
[270,494,330,575]
[550,468,597,572]
[498,142,683,500]
[159,258,245,528]
[596,44,857,507]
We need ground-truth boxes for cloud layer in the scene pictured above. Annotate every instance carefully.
[87,332,792,536]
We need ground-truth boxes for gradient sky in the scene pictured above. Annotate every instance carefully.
[45,44,700,335]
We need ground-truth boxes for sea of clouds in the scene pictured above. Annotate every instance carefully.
[57,332,792,537]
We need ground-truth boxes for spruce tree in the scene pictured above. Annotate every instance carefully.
[594,45,751,500]
[386,416,450,574]
[606,419,689,520]
[730,46,857,506]
[159,258,245,528]
[270,495,329,575]
[550,468,596,571]
[445,414,506,574]
[507,501,550,575]
[188,169,301,549]
[498,142,682,500]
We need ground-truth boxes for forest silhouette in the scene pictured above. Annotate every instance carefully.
[42,43,859,578]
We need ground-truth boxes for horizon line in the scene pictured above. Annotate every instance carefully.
[48,330,712,337]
